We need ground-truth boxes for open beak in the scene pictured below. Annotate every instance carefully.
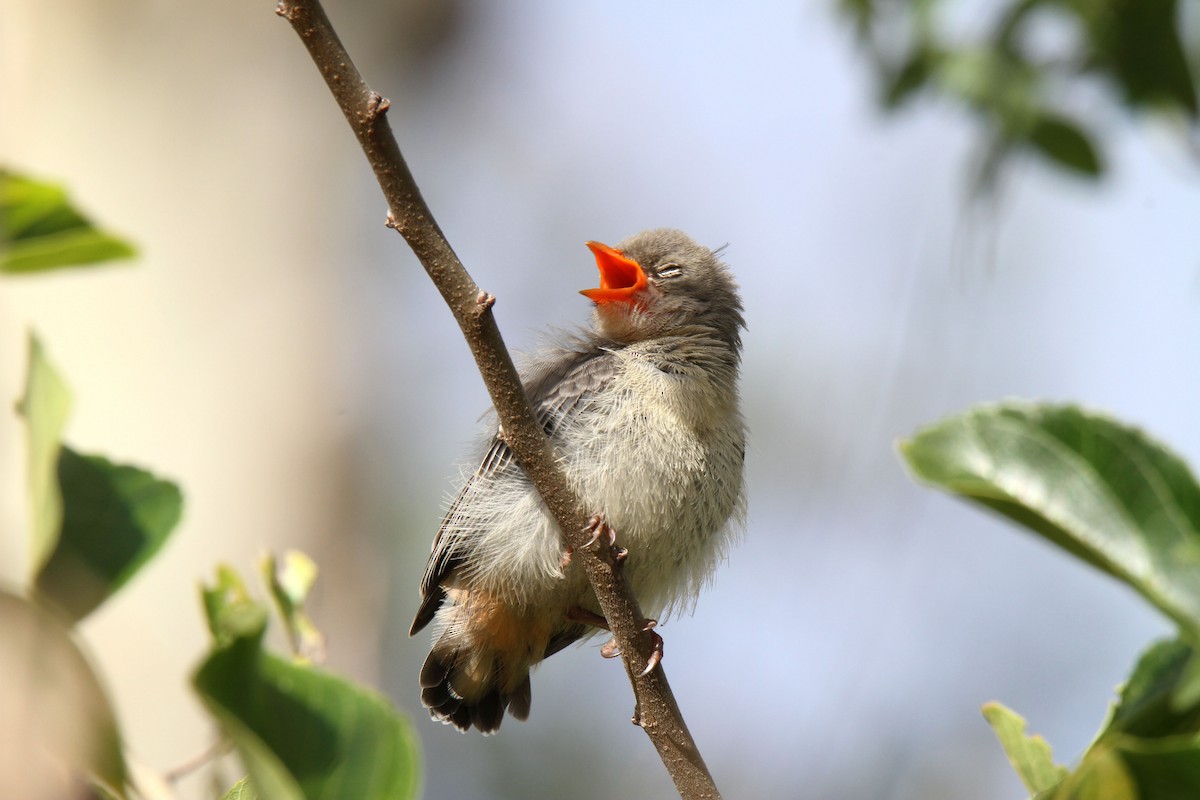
[580,241,648,303]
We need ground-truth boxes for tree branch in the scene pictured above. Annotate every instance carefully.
[272,2,721,797]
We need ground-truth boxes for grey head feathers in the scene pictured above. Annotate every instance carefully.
[601,228,745,354]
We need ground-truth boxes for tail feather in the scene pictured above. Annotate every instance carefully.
[508,674,532,721]
[419,646,530,734]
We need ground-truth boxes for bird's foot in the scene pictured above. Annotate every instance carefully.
[583,514,616,548]
[566,606,662,675]
[583,514,627,565]
[566,605,609,630]
[636,620,663,677]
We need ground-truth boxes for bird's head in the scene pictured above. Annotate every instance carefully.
[581,228,744,350]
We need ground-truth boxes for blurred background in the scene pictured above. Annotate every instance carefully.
[2,0,1198,798]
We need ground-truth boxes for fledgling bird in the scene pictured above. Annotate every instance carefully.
[410,228,746,733]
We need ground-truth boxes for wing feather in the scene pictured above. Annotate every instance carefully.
[409,337,619,635]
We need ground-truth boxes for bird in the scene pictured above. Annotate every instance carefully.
[410,228,746,733]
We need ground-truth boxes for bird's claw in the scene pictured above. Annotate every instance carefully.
[636,623,664,677]
[583,513,617,549]
[568,607,663,675]
[582,514,628,569]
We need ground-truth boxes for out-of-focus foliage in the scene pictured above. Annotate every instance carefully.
[0,169,136,273]
[841,0,1199,191]
[195,564,421,800]
[18,334,74,574]
[38,447,184,622]
[17,334,184,623]
[903,403,1200,798]
[902,403,1200,639]
[5,189,417,797]
[981,703,1067,795]
[262,550,326,662]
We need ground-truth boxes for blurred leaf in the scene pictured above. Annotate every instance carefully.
[1027,114,1104,176]
[0,169,136,273]
[969,138,1013,198]
[203,565,270,647]
[901,402,1200,637]
[983,702,1068,793]
[91,783,125,800]
[262,550,326,662]
[883,49,937,108]
[989,641,1200,798]
[17,333,73,576]
[1114,735,1200,797]
[937,46,1039,126]
[993,0,1056,52]
[1054,744,1137,799]
[0,588,127,798]
[839,0,875,38]
[1170,642,1200,711]
[35,448,183,622]
[1102,639,1199,739]
[1054,735,1200,800]
[194,569,420,800]
[846,0,1199,188]
[221,777,259,800]
[1086,0,1198,117]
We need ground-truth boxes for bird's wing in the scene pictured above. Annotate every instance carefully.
[410,342,620,635]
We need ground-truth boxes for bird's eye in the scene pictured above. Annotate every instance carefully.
[657,264,683,279]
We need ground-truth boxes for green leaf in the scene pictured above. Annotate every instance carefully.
[17,333,73,575]
[883,49,936,109]
[983,702,1068,794]
[900,402,1200,637]
[202,565,270,647]
[1114,735,1200,797]
[838,0,875,39]
[0,169,136,273]
[1084,0,1198,117]
[0,588,127,798]
[1102,639,1198,739]
[1027,114,1104,177]
[194,570,420,800]
[937,46,1038,127]
[262,550,325,661]
[1038,640,1200,799]
[34,448,183,622]
[221,776,260,800]
[1058,735,1200,800]
[1055,744,1137,800]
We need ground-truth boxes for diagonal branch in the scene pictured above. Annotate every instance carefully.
[272,1,721,798]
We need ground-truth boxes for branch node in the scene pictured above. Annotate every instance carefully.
[385,210,399,230]
[367,92,391,119]
[474,290,496,318]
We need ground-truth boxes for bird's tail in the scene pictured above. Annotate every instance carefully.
[418,637,533,734]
